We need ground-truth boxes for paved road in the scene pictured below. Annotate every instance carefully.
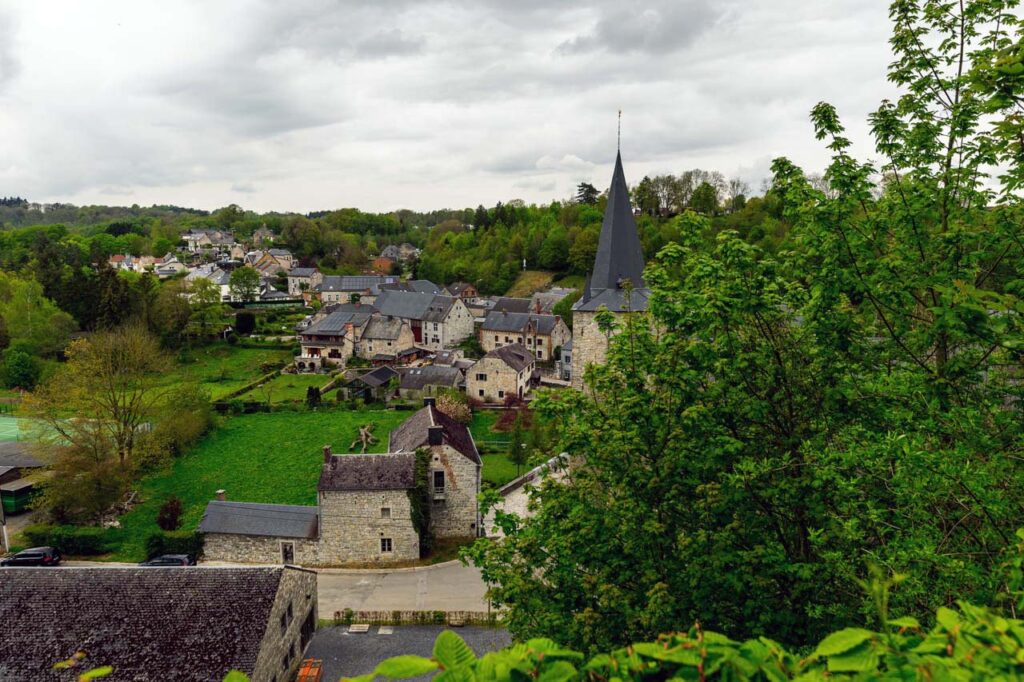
[317,562,491,616]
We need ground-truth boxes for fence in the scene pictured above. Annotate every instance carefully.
[331,609,498,627]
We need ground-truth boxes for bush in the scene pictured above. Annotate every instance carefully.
[21,524,116,555]
[2,349,40,390]
[155,496,183,531]
[145,530,204,559]
[226,332,239,345]
[234,311,256,335]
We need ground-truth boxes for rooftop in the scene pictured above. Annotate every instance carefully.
[389,404,480,465]
[318,453,417,491]
[198,500,319,539]
[482,343,535,373]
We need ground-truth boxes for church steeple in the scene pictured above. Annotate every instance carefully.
[590,151,645,294]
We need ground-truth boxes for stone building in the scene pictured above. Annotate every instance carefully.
[314,275,399,305]
[466,343,535,403]
[0,566,317,682]
[571,150,651,390]
[296,306,374,371]
[287,267,323,297]
[397,365,464,399]
[355,314,416,361]
[374,290,475,351]
[199,401,481,565]
[480,310,571,362]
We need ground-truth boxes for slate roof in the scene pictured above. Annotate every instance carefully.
[289,267,318,278]
[398,366,463,391]
[483,343,535,373]
[302,309,373,336]
[362,315,407,340]
[0,567,295,681]
[482,311,561,335]
[573,286,651,313]
[375,290,459,323]
[591,151,646,292]
[318,454,416,491]
[198,500,318,539]
[445,282,475,297]
[490,297,533,314]
[389,405,481,465]
[432,350,462,366]
[381,279,440,295]
[348,366,399,388]
[0,442,44,468]
[316,275,397,292]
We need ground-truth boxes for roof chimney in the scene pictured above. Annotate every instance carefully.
[428,425,444,446]
[423,397,436,408]
[216,489,226,502]
[323,445,332,464]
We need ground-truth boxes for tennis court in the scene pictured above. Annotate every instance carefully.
[0,417,23,442]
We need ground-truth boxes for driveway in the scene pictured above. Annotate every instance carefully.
[317,561,491,616]
[307,625,511,681]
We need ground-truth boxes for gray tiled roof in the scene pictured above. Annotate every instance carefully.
[375,290,458,323]
[302,309,372,336]
[316,275,397,292]
[398,366,463,391]
[289,267,318,277]
[490,297,533,313]
[348,366,399,388]
[482,311,560,335]
[0,442,43,468]
[389,405,480,465]
[573,286,650,313]
[362,315,406,340]
[199,500,319,539]
[0,566,297,681]
[483,343,535,372]
[318,454,416,491]
[591,151,646,292]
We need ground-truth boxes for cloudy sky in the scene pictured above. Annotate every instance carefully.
[0,1,897,213]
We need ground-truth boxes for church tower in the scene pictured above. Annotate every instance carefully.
[570,150,650,390]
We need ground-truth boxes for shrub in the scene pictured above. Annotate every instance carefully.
[145,530,204,559]
[234,311,256,335]
[226,332,239,345]
[155,496,183,531]
[2,349,40,390]
[21,524,116,555]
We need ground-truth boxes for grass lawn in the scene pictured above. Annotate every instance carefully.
[469,410,510,450]
[551,274,585,290]
[482,453,522,487]
[235,373,333,403]
[161,343,294,400]
[108,408,408,561]
[505,270,555,298]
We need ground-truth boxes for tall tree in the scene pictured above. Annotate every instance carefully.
[228,266,261,302]
[575,182,599,205]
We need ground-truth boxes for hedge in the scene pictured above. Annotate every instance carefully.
[145,530,204,559]
[21,524,118,556]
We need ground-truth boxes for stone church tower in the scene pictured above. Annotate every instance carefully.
[570,151,650,390]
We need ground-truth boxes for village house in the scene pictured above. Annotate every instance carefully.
[380,243,421,263]
[253,249,294,277]
[444,282,480,304]
[373,255,397,274]
[340,366,399,402]
[571,151,651,390]
[296,306,375,371]
[314,275,399,305]
[252,225,275,246]
[374,290,474,352]
[396,365,463,399]
[355,314,416,362]
[183,229,237,253]
[558,339,573,382]
[380,279,441,295]
[185,263,232,301]
[154,253,189,278]
[466,343,535,403]
[480,310,571,362]
[0,566,318,682]
[200,401,481,565]
[287,267,323,297]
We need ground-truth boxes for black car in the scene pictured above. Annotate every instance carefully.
[139,554,195,566]
[0,546,62,567]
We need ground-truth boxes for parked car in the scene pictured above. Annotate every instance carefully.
[139,554,195,567]
[0,546,62,567]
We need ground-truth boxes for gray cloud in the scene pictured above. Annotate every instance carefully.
[0,9,19,89]
[558,1,722,55]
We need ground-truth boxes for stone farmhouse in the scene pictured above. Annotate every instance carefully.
[0,566,317,682]
[357,314,416,362]
[397,365,464,399]
[314,275,399,305]
[296,305,375,371]
[287,267,323,297]
[374,290,475,351]
[200,401,481,566]
[445,281,480,303]
[480,310,571,362]
[571,151,651,390]
[467,343,536,403]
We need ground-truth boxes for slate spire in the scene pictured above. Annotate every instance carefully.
[590,151,645,294]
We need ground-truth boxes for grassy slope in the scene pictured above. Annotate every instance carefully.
[505,270,555,297]
[235,373,333,403]
[111,409,407,560]
[160,344,293,400]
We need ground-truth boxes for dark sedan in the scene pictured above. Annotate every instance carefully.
[0,546,62,567]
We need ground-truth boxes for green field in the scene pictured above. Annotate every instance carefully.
[234,373,333,403]
[161,344,294,400]
[469,410,510,451]
[108,409,409,560]
[0,416,22,442]
[482,452,522,487]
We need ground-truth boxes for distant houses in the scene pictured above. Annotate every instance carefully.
[466,343,536,403]
[480,310,570,362]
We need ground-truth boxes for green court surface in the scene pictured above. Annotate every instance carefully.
[0,417,21,442]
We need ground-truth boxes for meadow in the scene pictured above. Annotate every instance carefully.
[159,343,294,400]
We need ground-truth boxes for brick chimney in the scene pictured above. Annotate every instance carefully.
[323,445,332,464]
[428,425,444,446]
[216,489,226,502]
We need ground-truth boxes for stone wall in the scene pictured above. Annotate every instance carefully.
[356,322,415,360]
[427,444,480,539]
[570,310,610,391]
[203,533,319,565]
[466,356,530,403]
[439,299,475,349]
[318,488,420,564]
[252,567,318,682]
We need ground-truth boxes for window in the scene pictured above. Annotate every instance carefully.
[537,350,543,358]
[287,602,294,626]
[433,470,446,492]
[475,373,487,381]
[498,390,505,399]
[527,338,532,345]
[280,612,287,635]
[381,507,391,518]
[494,335,499,342]
[281,542,294,564]
[381,538,393,553]
[478,389,484,397]
[517,337,523,343]
[433,323,439,330]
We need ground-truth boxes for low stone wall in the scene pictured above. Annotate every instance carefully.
[329,609,498,626]
[203,533,319,565]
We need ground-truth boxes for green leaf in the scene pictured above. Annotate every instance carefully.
[374,656,440,679]
[887,616,920,629]
[537,660,577,682]
[79,667,114,681]
[812,628,875,657]
[936,607,960,631]
[433,631,477,670]
[825,643,879,673]
[222,673,250,682]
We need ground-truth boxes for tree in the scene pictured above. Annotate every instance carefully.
[689,181,719,215]
[156,495,184,531]
[507,411,528,476]
[468,0,1024,653]
[228,266,260,302]
[575,182,599,205]
[0,271,76,356]
[187,278,224,338]
[305,385,322,408]
[234,311,256,335]
[2,349,40,390]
